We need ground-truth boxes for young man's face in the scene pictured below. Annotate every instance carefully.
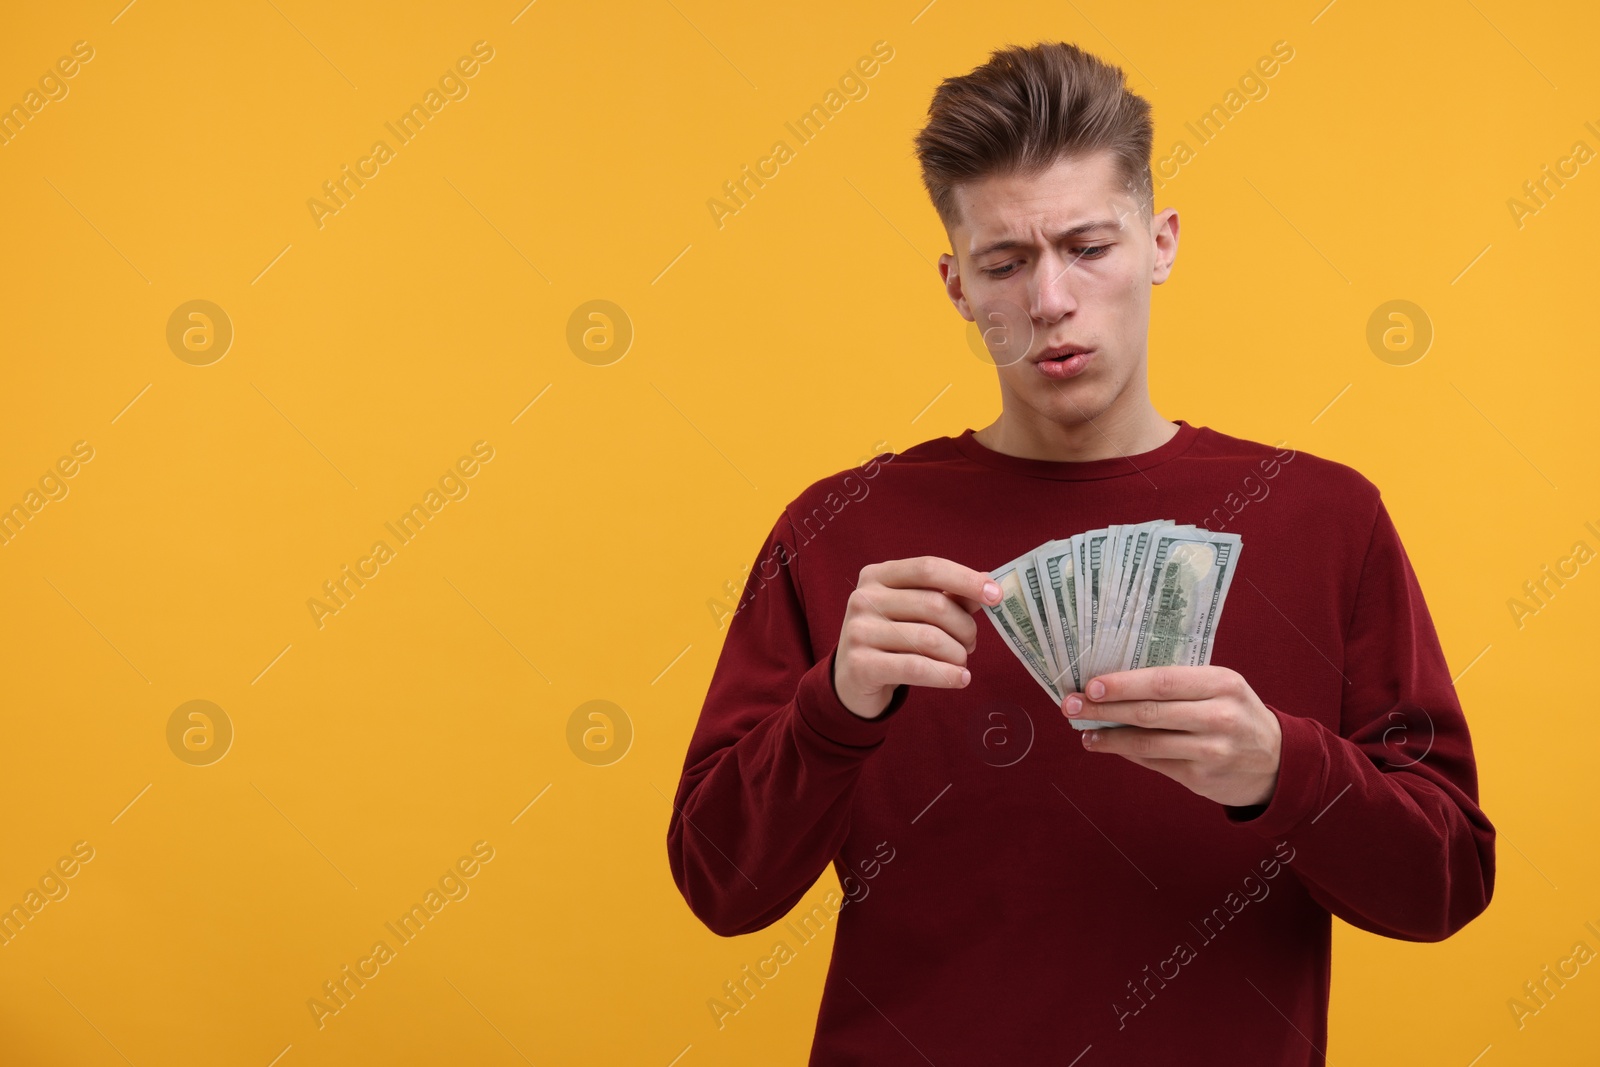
[938,149,1178,431]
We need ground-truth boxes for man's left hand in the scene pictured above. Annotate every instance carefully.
[1063,665,1282,808]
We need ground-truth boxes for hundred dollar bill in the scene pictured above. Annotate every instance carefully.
[984,562,1063,703]
[1036,539,1084,693]
[984,520,1244,731]
[1021,550,1068,689]
[1124,529,1242,671]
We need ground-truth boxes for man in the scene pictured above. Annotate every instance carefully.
[667,40,1494,1065]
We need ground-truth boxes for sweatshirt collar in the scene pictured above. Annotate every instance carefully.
[949,420,1201,481]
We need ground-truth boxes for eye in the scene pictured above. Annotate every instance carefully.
[980,263,1019,278]
[1074,245,1110,259]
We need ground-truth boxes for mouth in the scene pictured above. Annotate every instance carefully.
[1030,343,1094,363]
[1031,343,1094,381]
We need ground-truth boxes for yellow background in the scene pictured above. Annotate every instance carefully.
[0,0,1595,1063]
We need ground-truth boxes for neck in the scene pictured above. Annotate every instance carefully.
[973,394,1176,463]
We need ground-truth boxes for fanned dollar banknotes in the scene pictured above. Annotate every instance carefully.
[983,521,1242,730]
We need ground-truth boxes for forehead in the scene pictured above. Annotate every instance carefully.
[952,150,1139,252]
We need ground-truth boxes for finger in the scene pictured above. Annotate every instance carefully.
[1080,726,1216,761]
[856,648,970,691]
[1063,693,1212,731]
[1083,665,1238,704]
[858,616,970,666]
[867,556,1001,615]
[854,586,980,653]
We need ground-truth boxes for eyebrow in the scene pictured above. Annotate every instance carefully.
[970,219,1122,259]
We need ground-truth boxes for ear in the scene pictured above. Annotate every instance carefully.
[1150,207,1179,285]
[939,252,974,320]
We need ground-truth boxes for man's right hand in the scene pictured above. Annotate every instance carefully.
[832,556,1003,720]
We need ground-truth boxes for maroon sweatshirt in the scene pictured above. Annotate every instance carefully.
[667,420,1495,1065]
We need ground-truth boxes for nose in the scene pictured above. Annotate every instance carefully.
[1029,245,1079,325]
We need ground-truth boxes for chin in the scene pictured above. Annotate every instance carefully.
[1037,380,1110,421]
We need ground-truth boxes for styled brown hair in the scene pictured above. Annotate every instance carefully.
[913,41,1154,235]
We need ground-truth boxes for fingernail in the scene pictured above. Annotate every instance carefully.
[959,668,971,686]
[983,581,1000,602]
[1087,679,1105,700]
[1084,730,1099,745]
[1064,695,1082,715]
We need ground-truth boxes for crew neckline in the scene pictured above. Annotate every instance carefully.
[949,420,1201,481]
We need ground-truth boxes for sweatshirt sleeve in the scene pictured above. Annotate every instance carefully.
[1221,496,1496,942]
[666,507,909,937]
